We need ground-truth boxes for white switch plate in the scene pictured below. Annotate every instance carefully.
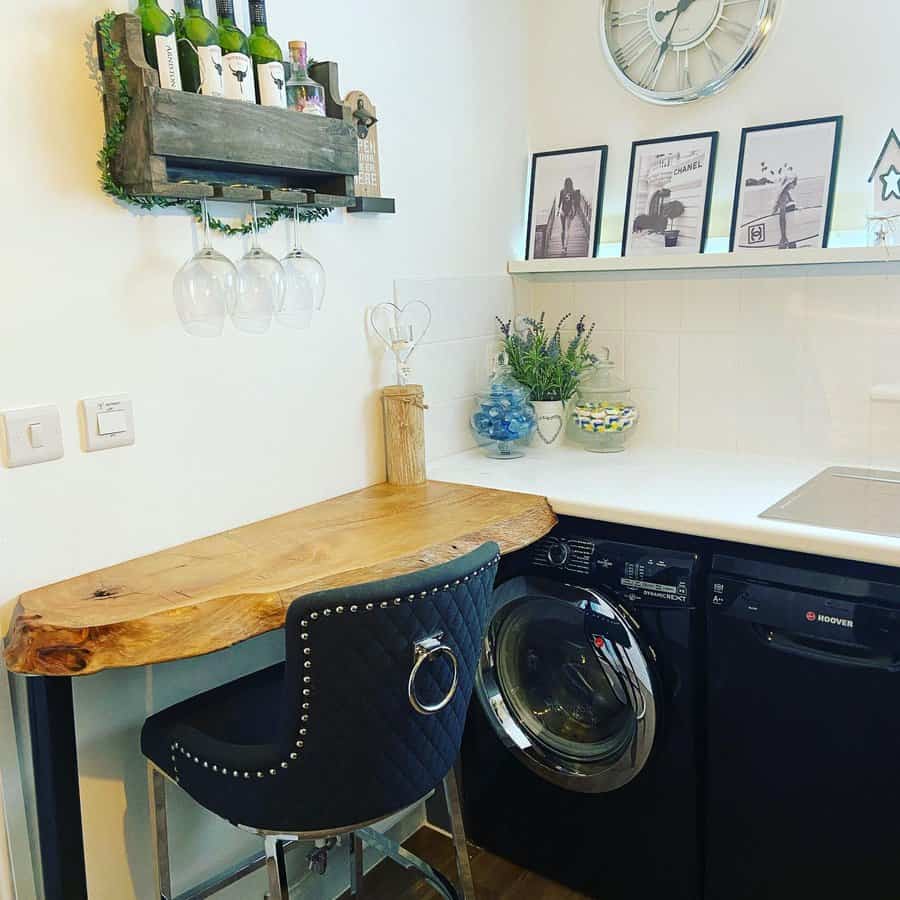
[0,406,64,468]
[80,395,135,452]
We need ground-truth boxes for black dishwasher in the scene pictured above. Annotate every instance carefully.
[706,552,900,900]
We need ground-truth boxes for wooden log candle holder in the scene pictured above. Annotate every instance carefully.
[98,14,359,206]
[382,385,428,486]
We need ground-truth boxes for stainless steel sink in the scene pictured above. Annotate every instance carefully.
[760,467,900,539]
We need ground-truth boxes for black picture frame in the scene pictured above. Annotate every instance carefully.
[525,146,608,261]
[729,115,843,252]
[621,131,719,258]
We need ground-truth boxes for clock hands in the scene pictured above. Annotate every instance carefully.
[655,0,698,23]
[649,0,696,73]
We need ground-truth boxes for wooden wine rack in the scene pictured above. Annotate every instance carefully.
[98,13,359,207]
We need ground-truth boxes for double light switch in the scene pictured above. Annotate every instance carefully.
[1,395,136,467]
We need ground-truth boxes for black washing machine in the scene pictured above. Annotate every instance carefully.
[461,519,705,900]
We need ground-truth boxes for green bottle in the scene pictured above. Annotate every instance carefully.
[136,0,182,91]
[216,0,255,102]
[247,0,286,108]
[178,0,224,96]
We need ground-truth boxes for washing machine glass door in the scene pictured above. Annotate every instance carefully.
[479,576,657,794]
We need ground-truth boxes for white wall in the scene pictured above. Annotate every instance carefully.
[525,0,899,246]
[0,1,528,897]
[518,0,900,464]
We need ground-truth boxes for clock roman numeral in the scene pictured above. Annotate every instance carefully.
[610,5,650,27]
[636,46,668,89]
[614,26,656,69]
[703,39,728,73]
[677,50,692,91]
[716,17,752,42]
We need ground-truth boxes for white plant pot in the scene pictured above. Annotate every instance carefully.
[531,400,566,450]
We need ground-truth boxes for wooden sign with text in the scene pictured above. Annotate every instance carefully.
[344,90,381,198]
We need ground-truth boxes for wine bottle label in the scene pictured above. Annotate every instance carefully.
[198,45,225,97]
[155,33,182,91]
[257,60,287,108]
[222,52,255,102]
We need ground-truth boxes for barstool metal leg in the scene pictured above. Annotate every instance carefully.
[349,832,364,896]
[264,836,290,900]
[148,764,173,900]
[443,764,476,900]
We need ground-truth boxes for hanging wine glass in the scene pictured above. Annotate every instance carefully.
[276,206,327,329]
[173,197,237,338]
[232,201,284,334]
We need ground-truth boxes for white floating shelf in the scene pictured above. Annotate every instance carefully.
[508,246,899,276]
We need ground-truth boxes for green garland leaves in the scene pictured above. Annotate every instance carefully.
[96,10,331,236]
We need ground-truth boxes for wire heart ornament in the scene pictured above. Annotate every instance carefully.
[536,414,564,445]
[369,300,432,385]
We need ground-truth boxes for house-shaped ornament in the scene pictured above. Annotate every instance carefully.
[869,129,900,217]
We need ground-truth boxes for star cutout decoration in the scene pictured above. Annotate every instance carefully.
[881,164,900,202]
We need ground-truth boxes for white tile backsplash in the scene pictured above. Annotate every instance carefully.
[624,272,684,332]
[625,332,680,390]
[513,261,900,467]
[405,264,900,467]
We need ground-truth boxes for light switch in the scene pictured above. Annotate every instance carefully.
[97,410,128,436]
[80,395,135,452]
[0,406,64,468]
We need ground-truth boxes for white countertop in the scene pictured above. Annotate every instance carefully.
[431,446,900,569]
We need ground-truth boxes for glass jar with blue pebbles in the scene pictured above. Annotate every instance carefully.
[470,352,536,458]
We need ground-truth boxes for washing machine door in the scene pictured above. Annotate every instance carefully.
[477,576,658,794]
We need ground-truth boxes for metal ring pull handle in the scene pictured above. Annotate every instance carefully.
[408,634,459,716]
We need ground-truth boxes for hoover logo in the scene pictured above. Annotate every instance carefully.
[806,611,854,629]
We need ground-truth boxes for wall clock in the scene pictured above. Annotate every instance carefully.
[600,0,779,104]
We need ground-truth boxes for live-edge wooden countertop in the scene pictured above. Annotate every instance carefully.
[4,481,556,677]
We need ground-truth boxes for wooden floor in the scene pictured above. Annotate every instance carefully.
[337,827,591,900]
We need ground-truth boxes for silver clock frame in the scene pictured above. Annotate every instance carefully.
[599,0,780,105]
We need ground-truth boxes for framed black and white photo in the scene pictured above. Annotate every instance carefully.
[622,132,718,257]
[526,146,607,260]
[730,116,843,252]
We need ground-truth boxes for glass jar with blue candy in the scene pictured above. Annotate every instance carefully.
[470,352,536,459]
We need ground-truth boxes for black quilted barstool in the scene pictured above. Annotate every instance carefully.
[141,542,500,900]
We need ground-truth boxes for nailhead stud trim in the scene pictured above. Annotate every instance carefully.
[167,554,499,779]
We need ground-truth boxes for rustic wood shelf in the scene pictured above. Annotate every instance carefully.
[100,14,359,207]
[3,481,556,676]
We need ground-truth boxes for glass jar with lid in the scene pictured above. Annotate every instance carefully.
[566,347,639,453]
[470,352,536,459]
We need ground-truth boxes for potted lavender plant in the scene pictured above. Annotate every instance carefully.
[496,313,597,449]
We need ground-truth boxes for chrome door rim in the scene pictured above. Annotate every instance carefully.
[476,576,658,794]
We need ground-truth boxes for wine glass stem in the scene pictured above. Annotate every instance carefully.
[201,197,212,251]
[293,206,302,252]
[250,201,261,251]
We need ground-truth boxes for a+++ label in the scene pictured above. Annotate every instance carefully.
[257,60,287,108]
[198,45,224,97]
[155,33,182,91]
[222,52,255,102]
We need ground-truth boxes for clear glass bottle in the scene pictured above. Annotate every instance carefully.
[566,348,639,453]
[247,0,286,108]
[179,0,224,96]
[285,41,326,116]
[137,0,182,90]
[470,352,536,459]
[216,0,255,102]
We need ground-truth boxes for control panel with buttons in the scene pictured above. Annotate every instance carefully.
[531,534,698,606]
